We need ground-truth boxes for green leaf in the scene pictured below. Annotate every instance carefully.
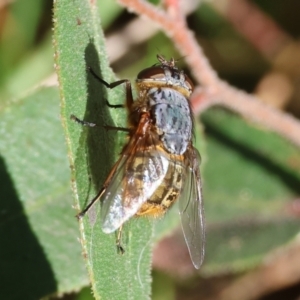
[53,1,153,299]
[0,87,88,299]
[0,32,54,102]
[201,107,300,274]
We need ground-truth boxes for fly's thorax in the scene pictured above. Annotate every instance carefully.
[147,87,193,155]
[132,57,195,155]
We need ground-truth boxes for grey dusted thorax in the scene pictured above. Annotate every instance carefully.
[148,87,192,155]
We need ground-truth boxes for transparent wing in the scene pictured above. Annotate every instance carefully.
[178,146,205,269]
[100,132,169,233]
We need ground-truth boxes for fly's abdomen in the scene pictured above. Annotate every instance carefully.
[137,153,186,217]
[148,87,192,155]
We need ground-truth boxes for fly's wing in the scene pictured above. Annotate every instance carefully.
[100,133,169,234]
[178,147,205,269]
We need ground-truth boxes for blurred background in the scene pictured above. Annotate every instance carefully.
[1,0,300,299]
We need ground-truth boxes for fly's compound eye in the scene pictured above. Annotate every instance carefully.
[137,67,165,81]
[184,74,194,92]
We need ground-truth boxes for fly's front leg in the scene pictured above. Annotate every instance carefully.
[88,67,134,109]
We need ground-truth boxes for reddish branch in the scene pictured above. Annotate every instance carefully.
[117,0,300,148]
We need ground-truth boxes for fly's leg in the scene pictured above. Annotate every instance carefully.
[71,113,130,219]
[116,225,125,254]
[71,67,134,128]
[72,68,135,222]
[71,115,130,132]
[104,125,131,133]
[88,66,134,109]
[71,114,96,127]
[76,187,105,219]
[105,100,124,109]
[75,146,125,218]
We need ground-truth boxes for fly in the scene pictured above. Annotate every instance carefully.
[72,55,205,269]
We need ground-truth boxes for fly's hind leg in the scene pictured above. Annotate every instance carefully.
[76,187,106,219]
[116,225,125,255]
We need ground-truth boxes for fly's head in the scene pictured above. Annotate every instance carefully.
[136,55,194,98]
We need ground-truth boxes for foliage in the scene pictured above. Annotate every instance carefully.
[1,0,300,299]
